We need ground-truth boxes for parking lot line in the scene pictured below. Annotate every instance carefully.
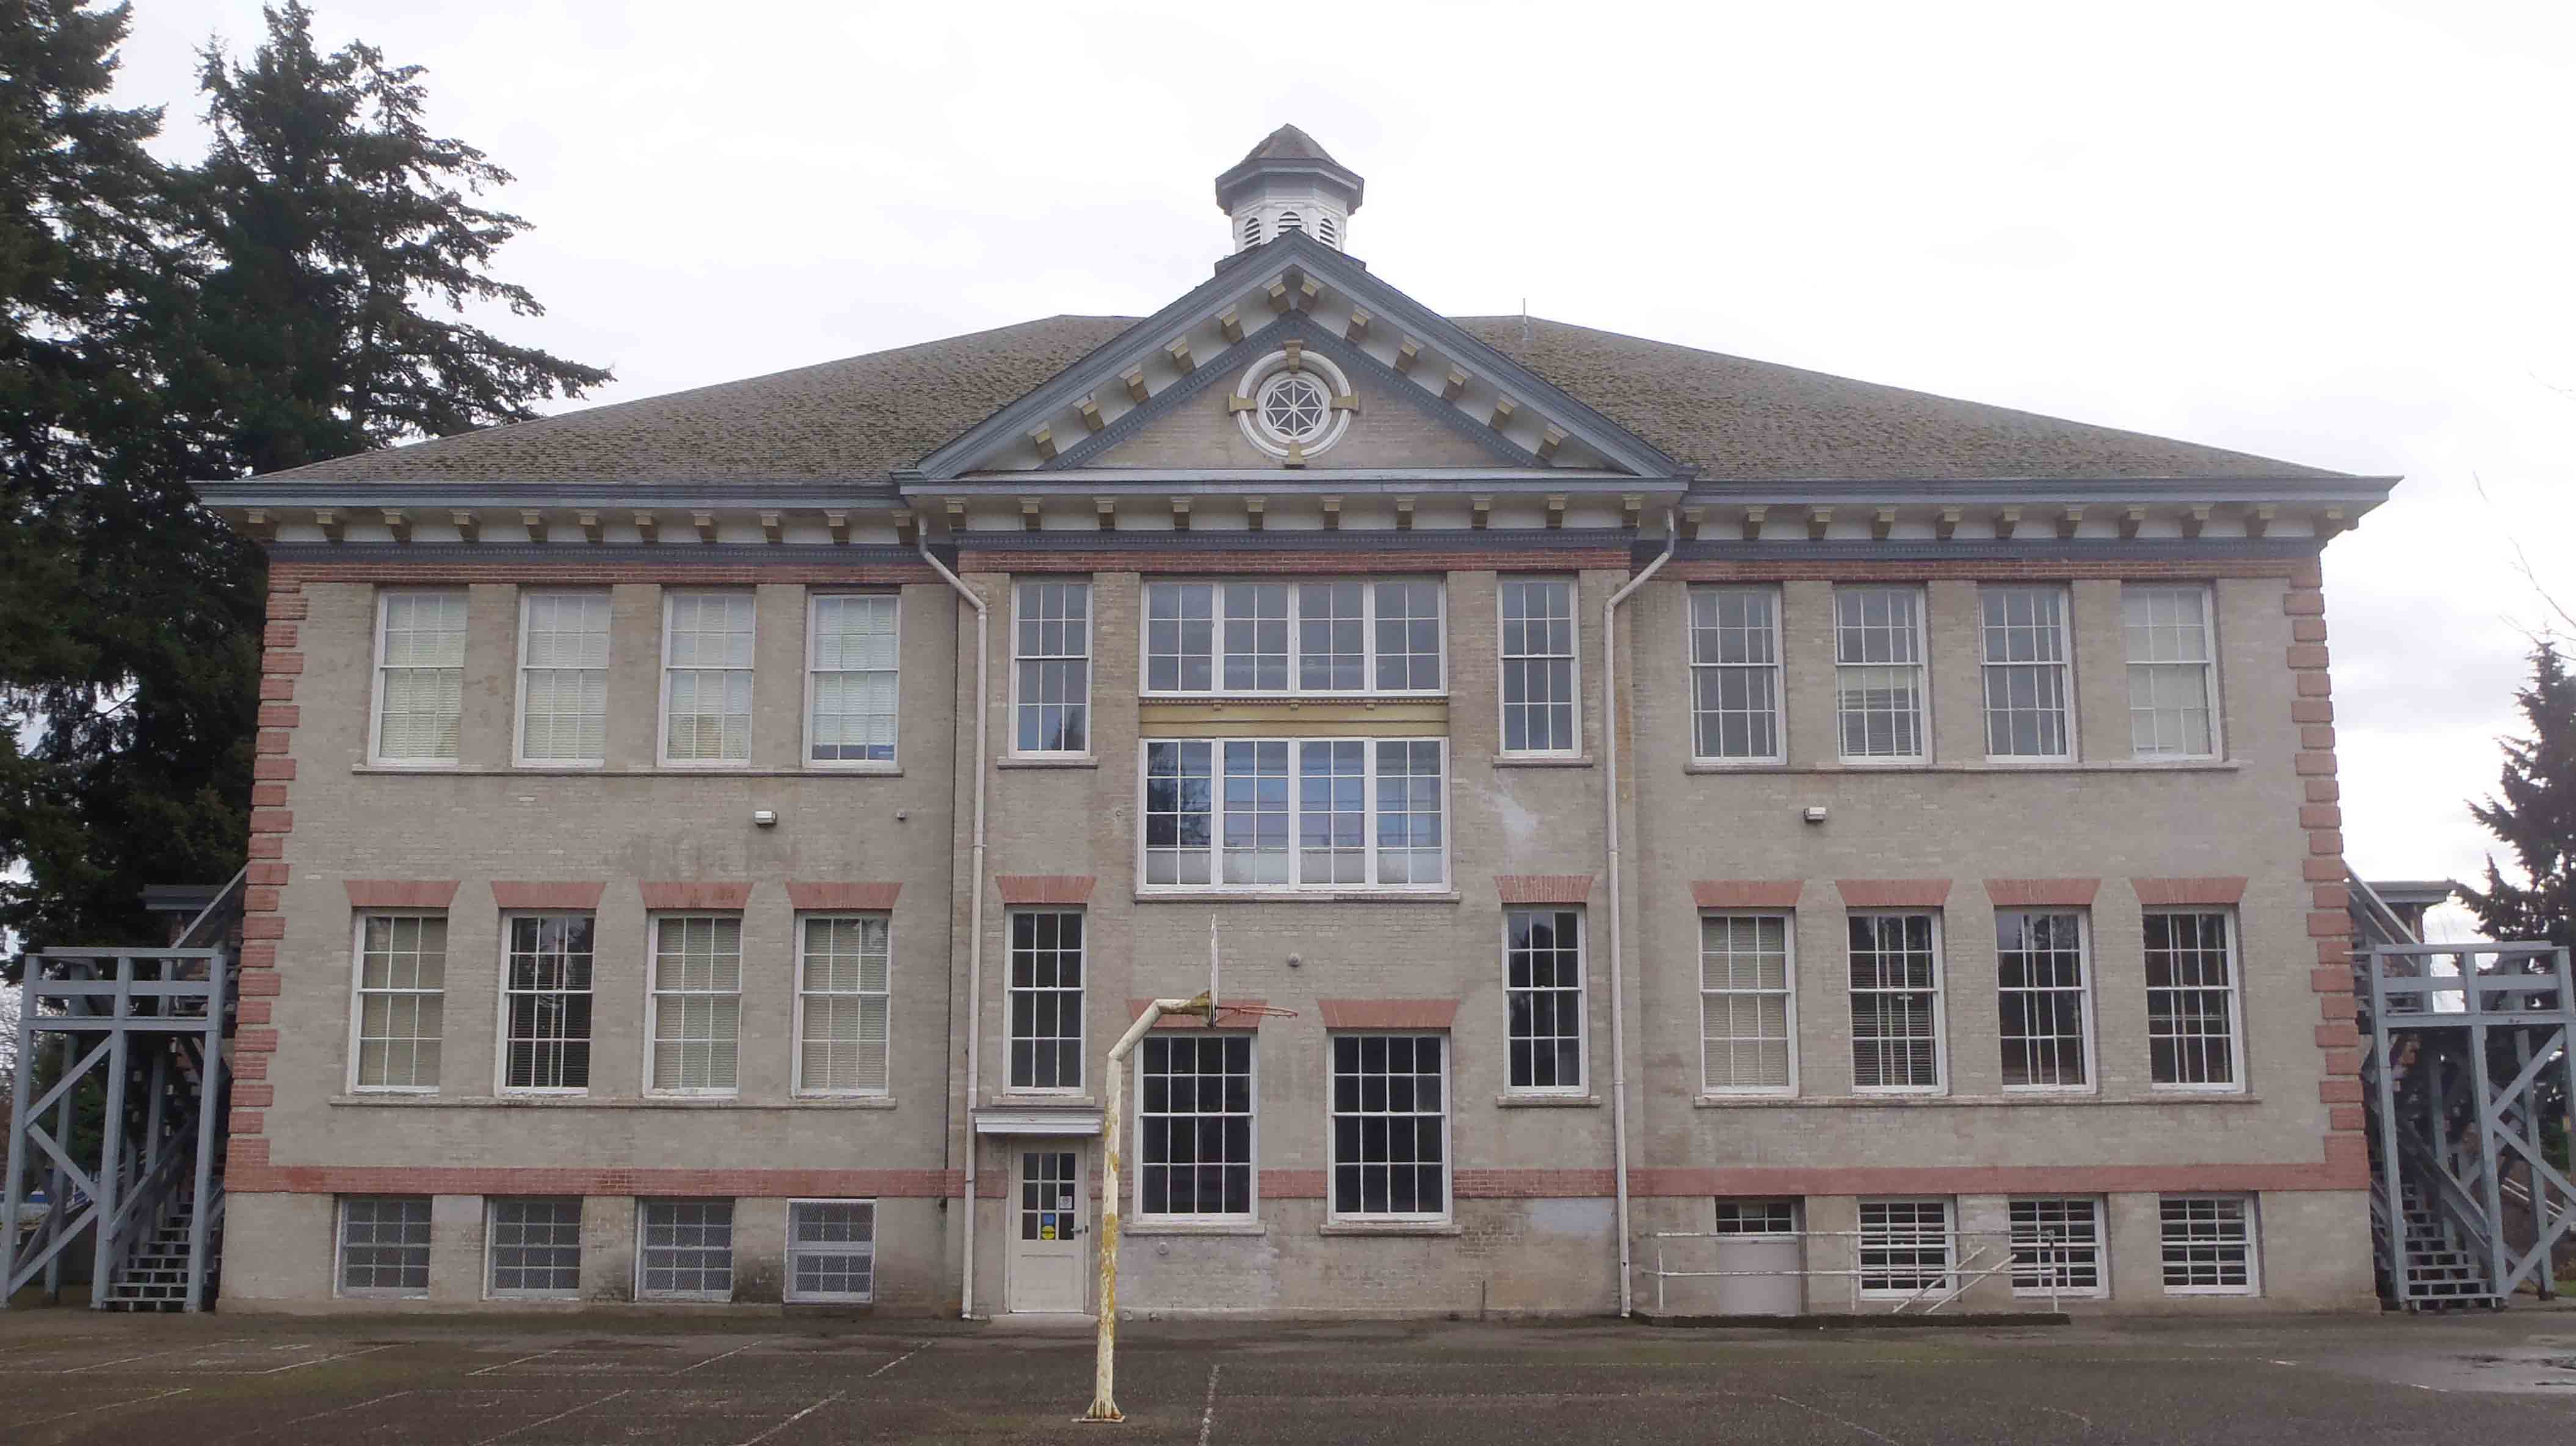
[255,1343,395,1374]
[1197,1364,1222,1446]
[734,1391,846,1446]
[1771,1391,1904,1445]
[277,1390,416,1428]
[471,1387,632,1445]
[471,1347,563,1376]
[679,1340,764,1373]
[13,1385,192,1429]
[867,1340,932,1378]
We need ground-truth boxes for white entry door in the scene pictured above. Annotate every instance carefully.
[1008,1148,1087,1313]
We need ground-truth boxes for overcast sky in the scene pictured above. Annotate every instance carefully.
[104,0,2576,932]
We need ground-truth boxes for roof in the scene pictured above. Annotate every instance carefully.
[1240,124,1341,166]
[258,313,2346,485]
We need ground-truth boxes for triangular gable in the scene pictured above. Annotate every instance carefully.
[910,231,1683,480]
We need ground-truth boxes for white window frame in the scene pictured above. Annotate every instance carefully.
[1713,1199,1802,1237]
[1133,1031,1259,1222]
[658,589,755,768]
[1496,577,1582,758]
[802,592,901,770]
[335,1195,432,1299]
[368,588,467,767]
[484,1196,583,1300]
[1832,585,1930,763]
[512,589,610,768]
[792,912,893,1098]
[1856,1197,1956,1298]
[1006,909,1085,1095]
[635,1198,734,1301]
[1137,579,1448,698]
[644,914,744,1097]
[2158,1194,2260,1295]
[1136,736,1451,894]
[347,912,446,1095]
[1995,909,2096,1094]
[1978,584,2077,760]
[1503,907,1586,1095]
[1011,579,1094,758]
[2144,909,2248,1094]
[496,912,595,1096]
[2008,1196,2107,1299]
[1699,911,1798,1097]
[1688,585,1787,765]
[1326,1032,1453,1224]
[783,1198,877,1303]
[1846,911,1947,1095]
[2124,583,2223,760]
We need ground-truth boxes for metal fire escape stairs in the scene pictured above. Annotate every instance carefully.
[2349,874,2576,1309]
[4,872,244,1312]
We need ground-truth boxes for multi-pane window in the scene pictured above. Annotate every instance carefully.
[1505,909,1584,1092]
[807,594,898,765]
[352,914,446,1091]
[1142,738,1446,890]
[2146,911,2241,1089]
[372,590,466,763]
[662,590,755,764]
[1329,1034,1448,1219]
[1979,586,2074,758]
[1009,910,1083,1092]
[1848,914,1942,1091]
[1997,910,2091,1090]
[786,1200,876,1302]
[1015,582,1090,754]
[637,1199,733,1299]
[487,1197,582,1298]
[1689,587,1782,762]
[1834,586,1928,760]
[517,591,609,765]
[2159,1195,2257,1293]
[2125,584,2219,758]
[649,916,742,1094]
[2009,1197,2105,1296]
[337,1196,431,1295]
[1714,1199,1801,1235]
[797,915,891,1095]
[1700,914,1794,1094]
[503,914,593,1092]
[1498,579,1578,754]
[1857,1199,1953,1295]
[1142,580,1443,696]
[1137,1034,1254,1218]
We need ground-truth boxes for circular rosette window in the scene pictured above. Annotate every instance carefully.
[1236,349,1353,460]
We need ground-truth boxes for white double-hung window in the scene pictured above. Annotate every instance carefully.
[661,590,754,765]
[1137,1034,1255,1219]
[517,590,609,765]
[372,589,466,764]
[1834,586,1927,760]
[1848,912,1943,1092]
[1329,1034,1449,1221]
[351,914,446,1092]
[1143,579,1443,695]
[2125,584,2220,758]
[796,914,891,1095]
[1700,913,1795,1094]
[1690,586,1783,763]
[807,594,898,765]
[1979,586,2074,758]
[1141,738,1445,891]
[648,915,742,1094]
[1014,581,1091,755]
[1996,909,2092,1091]
[1504,908,1584,1093]
[1498,578,1579,755]
[2145,910,2243,1090]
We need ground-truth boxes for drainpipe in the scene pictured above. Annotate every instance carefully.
[921,536,991,1320]
[1602,510,1676,1318]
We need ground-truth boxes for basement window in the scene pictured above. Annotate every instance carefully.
[2160,1195,2258,1295]
[637,1199,734,1300]
[2009,1197,2105,1297]
[337,1196,431,1298]
[785,1200,876,1303]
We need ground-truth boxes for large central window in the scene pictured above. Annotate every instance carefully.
[1142,738,1446,891]
[1142,580,1443,696]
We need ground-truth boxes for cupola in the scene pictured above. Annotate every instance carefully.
[1216,124,1364,254]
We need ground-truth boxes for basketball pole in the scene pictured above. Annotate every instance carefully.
[1079,989,1210,1423]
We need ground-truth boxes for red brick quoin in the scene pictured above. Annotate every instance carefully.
[225,579,304,1168]
[2285,562,2368,1187]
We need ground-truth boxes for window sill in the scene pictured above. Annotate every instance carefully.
[1692,1093,2263,1109]
[1680,760,2241,777]
[999,755,1100,769]
[1135,891,1462,904]
[1492,754,1594,769]
[1122,1220,1268,1237]
[327,1094,899,1110]
[353,765,904,779]
[991,1094,1097,1108]
[1497,1093,1601,1108]
[1319,1220,1463,1237]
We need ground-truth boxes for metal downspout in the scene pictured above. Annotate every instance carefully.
[1603,511,1676,1318]
[922,537,992,1320]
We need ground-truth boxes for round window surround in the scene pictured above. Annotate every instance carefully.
[1235,349,1352,460]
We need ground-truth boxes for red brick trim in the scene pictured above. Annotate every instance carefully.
[997,874,1095,906]
[1260,1169,1327,1198]
[1634,1146,2368,1196]
[1983,878,2101,908]
[1692,880,1805,910]
[2130,876,2249,906]
[342,879,461,909]
[491,881,608,910]
[639,881,753,910]
[1317,998,1460,1030]
[1495,874,1595,905]
[1128,998,1273,1029]
[1669,559,2308,583]
[268,561,937,586]
[225,581,308,1168]
[1835,879,1951,909]
[966,548,1633,576]
[785,881,902,911]
[228,1166,963,1197]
